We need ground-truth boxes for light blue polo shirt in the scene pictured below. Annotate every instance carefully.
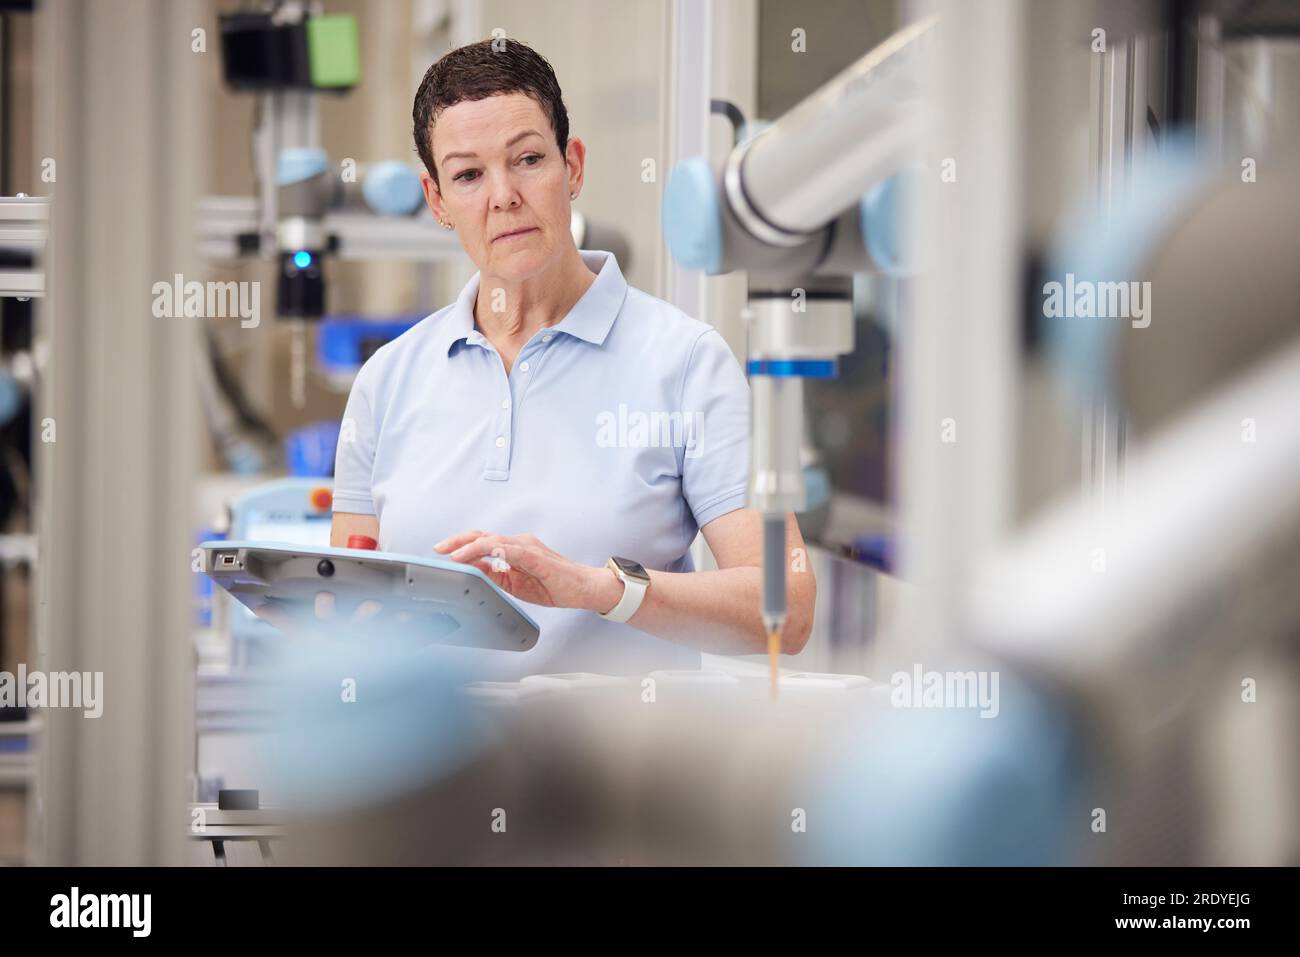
[332,249,751,680]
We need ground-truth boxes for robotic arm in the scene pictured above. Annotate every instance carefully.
[662,16,933,677]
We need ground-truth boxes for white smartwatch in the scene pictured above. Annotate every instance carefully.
[598,556,651,623]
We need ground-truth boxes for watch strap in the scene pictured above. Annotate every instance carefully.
[598,565,649,623]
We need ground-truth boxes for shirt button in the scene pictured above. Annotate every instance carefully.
[519,361,530,373]
[501,399,510,410]
[495,436,506,448]
[542,335,552,343]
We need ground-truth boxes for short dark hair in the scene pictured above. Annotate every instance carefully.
[412,39,569,187]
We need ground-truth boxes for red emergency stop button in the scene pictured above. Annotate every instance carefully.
[309,486,333,511]
[347,534,378,550]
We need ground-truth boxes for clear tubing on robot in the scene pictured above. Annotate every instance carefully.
[750,375,803,634]
[290,320,307,409]
[748,375,806,514]
[762,513,787,633]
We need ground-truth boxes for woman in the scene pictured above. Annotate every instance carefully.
[331,39,814,678]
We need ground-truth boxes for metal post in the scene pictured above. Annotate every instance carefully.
[660,0,712,324]
[34,0,202,865]
[896,0,1023,659]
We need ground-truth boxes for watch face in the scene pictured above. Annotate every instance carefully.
[611,556,650,583]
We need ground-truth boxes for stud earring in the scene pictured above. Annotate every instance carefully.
[570,192,577,200]
[440,219,454,230]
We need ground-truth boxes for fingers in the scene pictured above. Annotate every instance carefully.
[449,537,537,574]
[352,599,383,622]
[471,557,507,585]
[472,556,525,581]
[325,592,380,623]
[447,535,500,563]
[433,529,486,554]
[471,557,545,603]
[314,591,336,619]
[253,593,383,636]
[439,531,549,567]
[252,602,292,631]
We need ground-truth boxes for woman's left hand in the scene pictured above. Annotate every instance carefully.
[435,530,615,612]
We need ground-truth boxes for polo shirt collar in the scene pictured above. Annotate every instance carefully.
[438,249,627,355]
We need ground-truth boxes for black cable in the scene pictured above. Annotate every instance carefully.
[204,326,279,447]
[710,99,748,146]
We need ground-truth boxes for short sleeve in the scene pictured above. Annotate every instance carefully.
[679,328,751,528]
[331,361,379,515]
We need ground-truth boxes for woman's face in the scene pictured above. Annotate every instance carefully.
[422,92,584,283]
